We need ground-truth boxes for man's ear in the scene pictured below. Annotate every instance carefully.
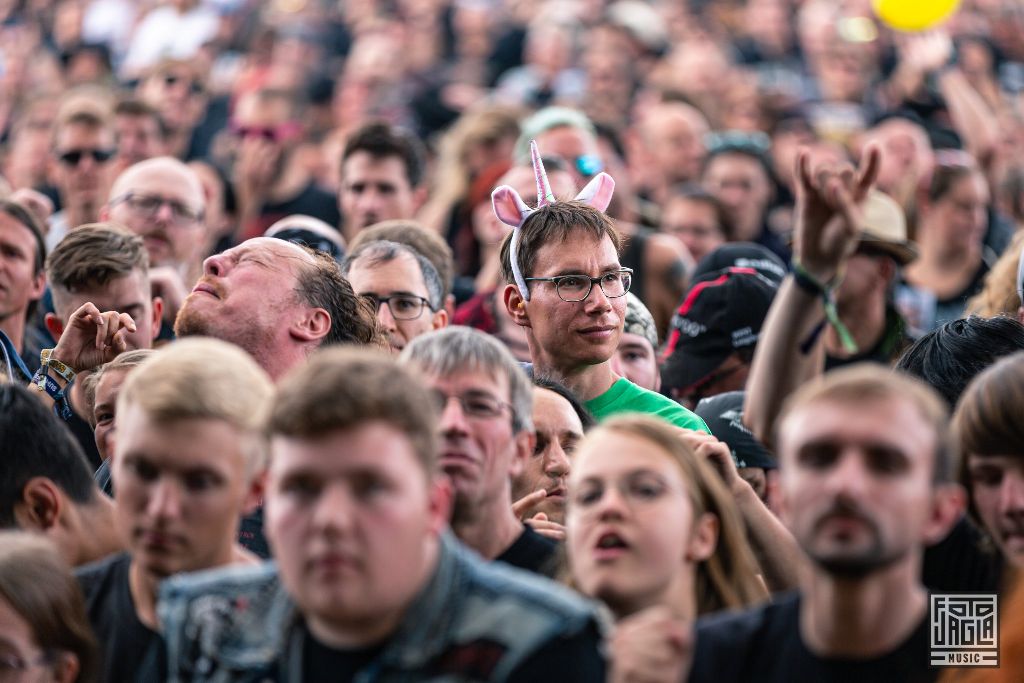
[29,271,46,300]
[877,256,896,287]
[413,185,429,212]
[44,312,66,342]
[1017,306,1024,326]
[13,478,63,532]
[503,283,531,328]
[923,483,967,546]
[290,308,331,343]
[510,429,535,479]
[99,205,111,221]
[150,297,164,340]
[428,475,454,532]
[243,469,266,516]
[431,307,448,331]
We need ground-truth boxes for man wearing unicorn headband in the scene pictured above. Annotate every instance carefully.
[494,142,709,432]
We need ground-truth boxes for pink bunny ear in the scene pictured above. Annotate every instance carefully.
[491,185,533,228]
[574,172,616,212]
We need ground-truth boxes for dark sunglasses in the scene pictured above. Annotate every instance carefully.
[57,148,114,166]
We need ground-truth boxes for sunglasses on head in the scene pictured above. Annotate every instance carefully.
[57,148,114,166]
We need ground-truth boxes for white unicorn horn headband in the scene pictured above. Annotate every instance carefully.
[490,140,615,301]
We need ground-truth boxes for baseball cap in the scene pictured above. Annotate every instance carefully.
[661,267,778,392]
[694,391,776,470]
[624,293,659,349]
[692,242,787,286]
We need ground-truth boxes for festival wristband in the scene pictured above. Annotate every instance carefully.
[790,259,858,355]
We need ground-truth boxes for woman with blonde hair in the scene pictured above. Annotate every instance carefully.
[0,532,98,682]
[566,414,766,621]
[965,229,1024,320]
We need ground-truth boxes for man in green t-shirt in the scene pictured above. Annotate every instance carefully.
[491,145,708,432]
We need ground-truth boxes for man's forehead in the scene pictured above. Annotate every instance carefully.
[780,396,936,453]
[111,163,203,203]
[533,232,620,271]
[236,237,316,264]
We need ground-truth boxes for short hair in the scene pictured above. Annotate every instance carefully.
[895,316,1024,408]
[954,351,1024,460]
[293,247,382,347]
[0,384,99,527]
[341,121,425,188]
[269,347,439,475]
[81,349,157,427]
[114,98,167,139]
[116,338,274,470]
[515,107,596,161]
[776,364,956,484]
[0,199,46,275]
[498,201,622,287]
[46,223,149,317]
[348,220,455,299]
[664,183,735,240]
[533,376,595,430]
[400,326,534,433]
[0,532,98,682]
[342,240,444,311]
[237,87,306,123]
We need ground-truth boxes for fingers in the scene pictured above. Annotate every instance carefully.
[855,144,881,198]
[511,489,546,518]
[525,517,566,541]
[795,148,813,195]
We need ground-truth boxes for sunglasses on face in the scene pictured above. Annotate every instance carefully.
[163,74,204,95]
[57,148,114,166]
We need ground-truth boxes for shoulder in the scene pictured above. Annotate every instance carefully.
[611,381,711,432]
[76,552,130,599]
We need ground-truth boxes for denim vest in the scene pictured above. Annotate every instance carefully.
[158,533,605,682]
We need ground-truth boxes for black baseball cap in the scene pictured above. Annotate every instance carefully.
[692,242,787,286]
[694,391,776,470]
[661,267,778,392]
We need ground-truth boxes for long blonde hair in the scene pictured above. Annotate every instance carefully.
[966,230,1024,318]
[583,415,767,615]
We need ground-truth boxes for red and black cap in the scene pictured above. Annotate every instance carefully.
[661,267,778,393]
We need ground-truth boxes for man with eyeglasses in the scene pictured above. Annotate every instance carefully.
[102,156,206,332]
[402,327,560,576]
[47,102,116,250]
[498,200,708,432]
[342,240,447,353]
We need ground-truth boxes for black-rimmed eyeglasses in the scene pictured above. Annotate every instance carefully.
[362,293,434,321]
[524,268,633,302]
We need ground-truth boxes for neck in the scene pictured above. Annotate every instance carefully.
[247,343,307,382]
[450,493,523,560]
[128,542,245,629]
[308,536,440,648]
[614,568,698,623]
[799,559,927,658]
[66,202,96,228]
[828,294,887,358]
[76,498,124,566]
[0,310,26,354]
[531,350,619,402]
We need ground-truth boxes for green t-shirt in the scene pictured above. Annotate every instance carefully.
[585,378,710,433]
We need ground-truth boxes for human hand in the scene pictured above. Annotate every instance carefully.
[235,136,278,200]
[899,31,954,75]
[677,429,745,494]
[513,489,548,520]
[792,145,880,284]
[51,303,137,373]
[610,606,692,683]
[524,513,566,541]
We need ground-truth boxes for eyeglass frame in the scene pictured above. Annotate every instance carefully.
[107,191,204,225]
[55,148,114,166]
[361,293,436,321]
[524,268,634,303]
[430,388,515,421]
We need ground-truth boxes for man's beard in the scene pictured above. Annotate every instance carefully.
[802,499,907,580]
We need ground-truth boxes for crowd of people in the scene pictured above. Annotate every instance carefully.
[3,0,1024,681]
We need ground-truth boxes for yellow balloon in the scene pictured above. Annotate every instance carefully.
[873,0,961,32]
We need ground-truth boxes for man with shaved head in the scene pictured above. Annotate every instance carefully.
[101,156,206,330]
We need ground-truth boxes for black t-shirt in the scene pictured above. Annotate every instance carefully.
[76,553,161,683]
[495,525,559,577]
[300,618,604,682]
[690,592,937,683]
[258,182,342,235]
[922,515,1003,593]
